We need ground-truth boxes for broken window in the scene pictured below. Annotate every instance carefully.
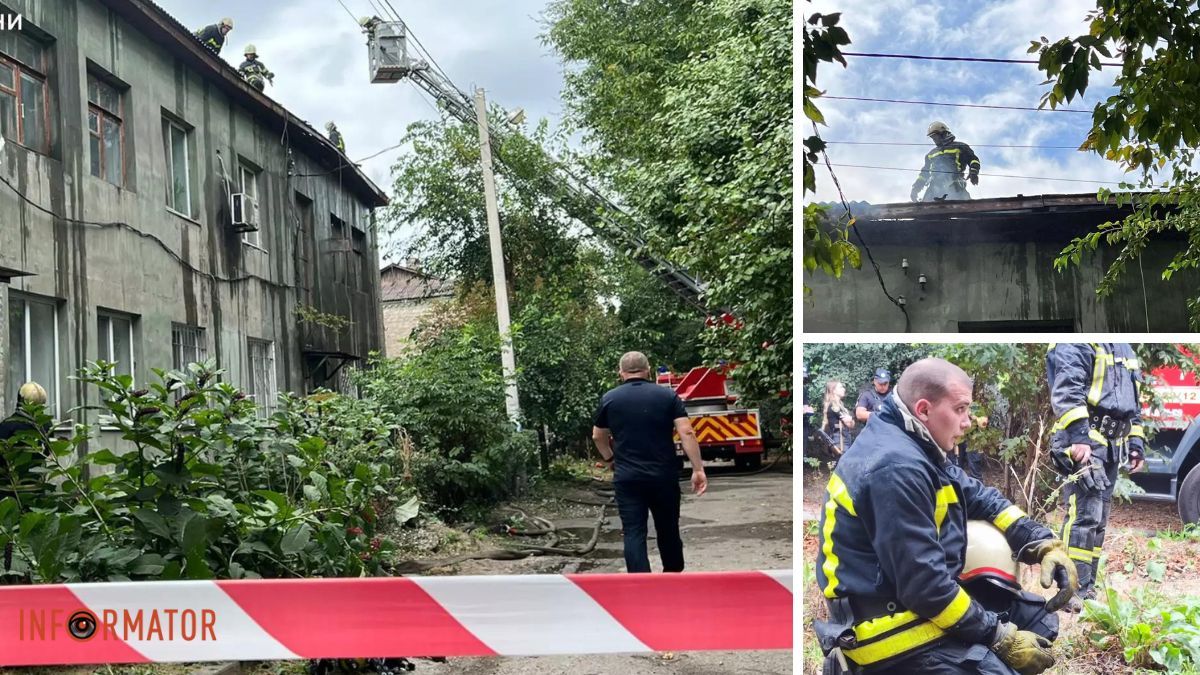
[163,117,192,215]
[97,311,135,380]
[351,227,366,290]
[0,31,49,153]
[7,293,59,417]
[87,73,124,185]
[239,162,262,248]
[246,338,276,418]
[331,215,347,284]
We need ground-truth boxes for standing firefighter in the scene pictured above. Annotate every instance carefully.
[814,358,1076,675]
[910,121,980,202]
[1046,343,1145,612]
[326,121,345,153]
[194,17,233,56]
[238,45,274,91]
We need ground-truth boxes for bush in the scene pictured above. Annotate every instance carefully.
[0,361,394,583]
[1081,587,1200,671]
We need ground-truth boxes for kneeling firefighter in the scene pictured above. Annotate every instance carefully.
[813,358,1076,675]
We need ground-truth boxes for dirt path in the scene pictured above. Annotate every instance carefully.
[419,462,795,675]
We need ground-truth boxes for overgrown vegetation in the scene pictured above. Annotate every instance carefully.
[1080,588,1200,672]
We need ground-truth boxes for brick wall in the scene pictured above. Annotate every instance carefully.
[382,298,448,357]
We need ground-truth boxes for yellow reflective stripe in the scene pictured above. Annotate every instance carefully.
[1062,493,1077,550]
[933,485,959,534]
[845,618,946,666]
[1089,429,1108,445]
[821,474,856,598]
[1129,424,1145,439]
[993,505,1026,533]
[1069,546,1095,561]
[1093,546,1104,558]
[853,610,923,640]
[1052,406,1089,433]
[930,587,972,630]
[1088,345,1109,406]
[969,159,980,165]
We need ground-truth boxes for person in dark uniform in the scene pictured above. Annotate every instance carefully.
[592,351,707,573]
[855,367,891,424]
[237,44,274,91]
[326,122,346,153]
[0,382,49,498]
[1046,343,1145,612]
[813,358,1075,675]
[194,18,234,56]
[910,121,981,202]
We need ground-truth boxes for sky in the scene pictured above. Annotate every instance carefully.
[806,0,1155,205]
[155,0,569,260]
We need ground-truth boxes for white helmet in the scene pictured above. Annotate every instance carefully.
[959,520,1020,591]
[219,17,234,29]
[927,121,951,137]
[18,381,48,405]
[325,121,337,131]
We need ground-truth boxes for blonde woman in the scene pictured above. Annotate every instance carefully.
[822,380,855,455]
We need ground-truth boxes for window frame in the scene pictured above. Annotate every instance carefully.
[246,337,277,418]
[163,117,193,216]
[87,73,124,185]
[239,162,262,248]
[7,293,61,417]
[171,323,208,371]
[96,310,136,382]
[0,32,50,153]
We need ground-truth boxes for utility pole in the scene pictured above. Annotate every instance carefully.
[474,88,522,425]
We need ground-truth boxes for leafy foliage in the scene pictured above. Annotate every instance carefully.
[1081,587,1200,672]
[801,343,925,405]
[1036,4,1200,327]
[544,0,793,402]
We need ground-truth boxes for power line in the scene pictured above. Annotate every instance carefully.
[842,51,1123,67]
[826,140,1082,149]
[823,95,1092,114]
[828,162,1126,185]
[333,0,359,24]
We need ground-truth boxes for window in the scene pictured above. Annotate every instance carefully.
[239,163,261,247]
[0,31,49,152]
[97,311,135,379]
[246,338,276,418]
[330,215,347,284]
[351,228,367,290]
[163,117,192,215]
[6,293,59,416]
[87,74,123,185]
[171,324,208,371]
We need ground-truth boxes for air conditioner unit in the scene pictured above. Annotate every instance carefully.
[230,192,259,232]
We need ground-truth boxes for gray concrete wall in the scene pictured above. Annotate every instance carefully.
[0,0,383,423]
[802,229,1199,333]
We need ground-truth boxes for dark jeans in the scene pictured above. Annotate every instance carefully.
[613,479,683,573]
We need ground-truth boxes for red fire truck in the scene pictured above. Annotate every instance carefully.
[657,366,766,469]
[1133,345,1200,522]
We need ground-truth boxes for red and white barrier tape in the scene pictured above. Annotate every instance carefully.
[0,570,793,665]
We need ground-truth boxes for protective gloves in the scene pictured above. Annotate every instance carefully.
[1019,539,1078,612]
[991,621,1055,675]
[969,173,979,185]
[1078,456,1109,493]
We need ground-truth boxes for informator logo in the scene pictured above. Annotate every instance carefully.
[0,14,22,30]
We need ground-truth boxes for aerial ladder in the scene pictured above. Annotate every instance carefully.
[362,19,707,311]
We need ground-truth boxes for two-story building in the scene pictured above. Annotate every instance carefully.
[0,0,388,421]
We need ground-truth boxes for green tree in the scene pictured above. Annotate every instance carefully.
[545,0,793,401]
[1035,4,1200,327]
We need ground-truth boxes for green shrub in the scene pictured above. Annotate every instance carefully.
[1081,587,1200,671]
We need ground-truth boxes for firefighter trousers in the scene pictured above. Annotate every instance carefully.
[1060,458,1120,594]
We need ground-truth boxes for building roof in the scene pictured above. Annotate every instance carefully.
[380,264,454,301]
[103,0,389,208]
[818,192,1165,245]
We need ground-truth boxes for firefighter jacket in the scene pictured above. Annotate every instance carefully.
[238,59,274,84]
[194,24,226,55]
[1046,343,1144,463]
[911,138,980,193]
[814,393,1054,669]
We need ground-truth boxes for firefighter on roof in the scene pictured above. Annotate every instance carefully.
[326,122,345,153]
[910,121,980,202]
[194,17,233,56]
[1046,343,1145,613]
[813,358,1075,674]
[238,44,274,91]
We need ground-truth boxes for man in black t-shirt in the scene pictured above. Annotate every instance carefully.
[592,352,707,573]
[855,367,892,424]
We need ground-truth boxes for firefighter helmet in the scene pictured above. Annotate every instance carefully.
[244,43,257,56]
[927,121,951,137]
[325,121,337,131]
[17,382,48,406]
[219,17,234,29]
[959,520,1020,592]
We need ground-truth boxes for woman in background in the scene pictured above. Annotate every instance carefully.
[822,380,855,456]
